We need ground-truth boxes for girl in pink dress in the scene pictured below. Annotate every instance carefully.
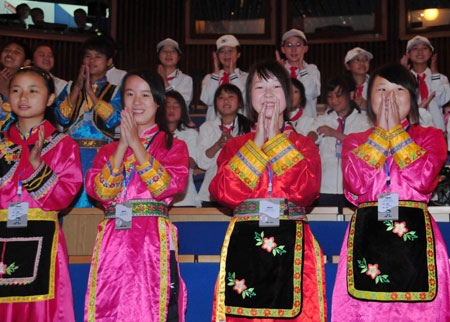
[0,66,82,321]
[84,71,189,321]
[332,63,450,321]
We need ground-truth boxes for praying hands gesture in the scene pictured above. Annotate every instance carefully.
[113,107,148,167]
[254,102,281,149]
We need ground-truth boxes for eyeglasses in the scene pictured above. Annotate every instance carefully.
[284,42,303,48]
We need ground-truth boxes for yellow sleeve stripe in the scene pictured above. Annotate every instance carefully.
[228,140,268,190]
[94,100,115,121]
[59,97,75,119]
[263,133,303,176]
[136,154,171,197]
[353,127,390,170]
[388,125,426,169]
[94,157,123,200]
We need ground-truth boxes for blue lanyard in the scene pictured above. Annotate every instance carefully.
[122,130,160,199]
[17,171,23,201]
[265,123,286,196]
[384,162,391,191]
[122,167,136,200]
[383,123,410,192]
[266,166,274,196]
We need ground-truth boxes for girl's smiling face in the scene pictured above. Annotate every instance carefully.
[215,89,240,118]
[123,75,159,131]
[251,73,286,119]
[371,75,411,121]
[9,71,55,124]
[327,85,352,116]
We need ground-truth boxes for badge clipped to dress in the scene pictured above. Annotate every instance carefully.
[115,201,132,230]
[7,180,28,228]
[378,163,399,221]
[259,167,282,227]
[115,167,136,230]
[259,198,281,227]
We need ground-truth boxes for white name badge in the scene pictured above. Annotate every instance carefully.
[7,202,29,228]
[115,202,132,230]
[259,199,281,227]
[83,111,93,123]
[378,193,399,221]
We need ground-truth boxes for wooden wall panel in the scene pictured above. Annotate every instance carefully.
[0,0,449,105]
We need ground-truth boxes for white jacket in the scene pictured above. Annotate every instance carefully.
[165,69,193,108]
[411,68,450,131]
[312,109,371,194]
[284,61,321,118]
[172,127,201,207]
[196,117,241,201]
[200,68,248,121]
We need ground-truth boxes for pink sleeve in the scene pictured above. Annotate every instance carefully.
[85,143,120,204]
[395,127,446,194]
[342,131,378,205]
[20,137,83,211]
[144,139,189,201]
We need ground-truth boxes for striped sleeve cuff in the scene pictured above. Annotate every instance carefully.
[95,156,123,200]
[228,139,269,189]
[22,162,58,200]
[57,97,75,120]
[136,154,171,197]
[388,125,426,169]
[262,133,303,176]
[2,102,11,112]
[352,127,390,170]
[94,100,115,122]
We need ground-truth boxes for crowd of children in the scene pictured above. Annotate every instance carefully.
[0,29,449,321]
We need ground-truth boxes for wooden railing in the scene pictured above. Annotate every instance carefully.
[64,206,450,264]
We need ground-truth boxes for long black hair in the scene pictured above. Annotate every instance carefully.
[245,60,293,124]
[214,83,252,135]
[367,63,420,125]
[9,66,57,127]
[165,90,195,131]
[325,75,360,116]
[121,70,173,149]
[291,77,306,109]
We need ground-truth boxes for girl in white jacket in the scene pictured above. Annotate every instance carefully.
[197,83,252,206]
[308,75,371,206]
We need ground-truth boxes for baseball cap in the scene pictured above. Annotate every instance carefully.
[157,38,181,54]
[216,35,240,52]
[282,29,307,45]
[406,35,434,53]
[345,47,373,64]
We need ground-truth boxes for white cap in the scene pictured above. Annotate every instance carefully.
[216,34,240,51]
[156,38,181,54]
[344,47,373,64]
[406,35,434,53]
[282,29,307,45]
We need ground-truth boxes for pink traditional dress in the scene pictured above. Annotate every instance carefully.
[0,121,82,322]
[209,124,327,321]
[84,124,189,322]
[333,121,450,321]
